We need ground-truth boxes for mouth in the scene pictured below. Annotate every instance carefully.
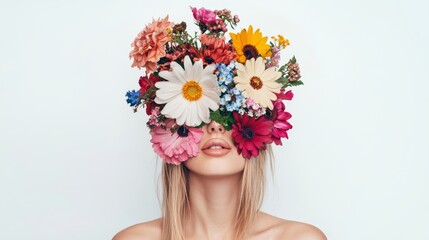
[201,138,232,157]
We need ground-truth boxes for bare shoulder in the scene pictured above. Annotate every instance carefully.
[112,218,162,240]
[252,212,327,240]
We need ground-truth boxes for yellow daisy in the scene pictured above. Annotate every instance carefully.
[234,57,282,110]
[229,25,272,63]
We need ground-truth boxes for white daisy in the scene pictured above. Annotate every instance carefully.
[155,56,220,126]
[234,57,282,109]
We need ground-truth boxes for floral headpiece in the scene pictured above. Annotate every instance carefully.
[126,7,303,164]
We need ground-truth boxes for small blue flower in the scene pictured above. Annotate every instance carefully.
[226,104,235,112]
[220,97,226,105]
[224,94,232,102]
[227,61,236,70]
[224,75,233,85]
[219,75,226,83]
[125,90,141,107]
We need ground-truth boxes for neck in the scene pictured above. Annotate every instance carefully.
[184,172,242,240]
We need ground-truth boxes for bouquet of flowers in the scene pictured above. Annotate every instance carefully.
[126,7,303,164]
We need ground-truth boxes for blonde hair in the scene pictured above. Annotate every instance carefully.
[160,146,273,240]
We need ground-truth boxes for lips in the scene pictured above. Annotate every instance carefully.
[201,138,232,157]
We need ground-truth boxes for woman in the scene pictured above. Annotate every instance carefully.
[115,6,326,240]
[113,121,326,240]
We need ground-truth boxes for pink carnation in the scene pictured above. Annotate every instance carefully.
[150,120,203,165]
[191,7,216,25]
[129,16,173,73]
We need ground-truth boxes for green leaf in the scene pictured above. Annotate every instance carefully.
[210,110,235,131]
[276,77,288,85]
[282,80,304,88]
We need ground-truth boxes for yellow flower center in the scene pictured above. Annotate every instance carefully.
[250,76,263,90]
[182,80,203,101]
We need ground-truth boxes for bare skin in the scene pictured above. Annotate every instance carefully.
[113,121,327,240]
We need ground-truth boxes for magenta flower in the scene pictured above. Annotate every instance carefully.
[191,7,217,25]
[275,89,294,101]
[150,120,203,164]
[232,112,273,159]
[268,101,293,145]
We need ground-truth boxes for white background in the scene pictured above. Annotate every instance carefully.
[1,0,428,239]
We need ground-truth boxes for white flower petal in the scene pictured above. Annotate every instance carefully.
[170,62,187,83]
[197,100,210,123]
[192,59,204,80]
[186,101,200,126]
[159,70,182,84]
[263,81,282,92]
[261,67,281,82]
[254,57,265,76]
[245,58,255,76]
[236,62,246,72]
[200,75,219,89]
[235,82,248,92]
[183,56,193,80]
[162,97,187,119]
[201,95,220,111]
[155,81,182,91]
[202,64,216,76]
[175,112,186,126]
[161,96,181,117]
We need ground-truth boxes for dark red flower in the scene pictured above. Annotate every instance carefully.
[145,101,157,116]
[231,112,273,159]
[138,74,158,96]
[266,101,293,145]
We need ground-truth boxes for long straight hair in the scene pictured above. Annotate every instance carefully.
[160,147,273,240]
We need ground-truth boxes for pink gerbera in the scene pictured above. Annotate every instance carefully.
[150,120,203,164]
[129,16,173,73]
[231,112,273,159]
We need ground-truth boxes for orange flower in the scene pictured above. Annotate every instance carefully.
[198,35,236,65]
[129,16,174,73]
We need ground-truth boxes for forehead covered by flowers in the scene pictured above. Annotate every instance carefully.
[125,7,303,163]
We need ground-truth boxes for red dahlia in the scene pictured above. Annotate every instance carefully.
[232,112,273,159]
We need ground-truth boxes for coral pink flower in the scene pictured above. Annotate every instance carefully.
[129,16,173,73]
[231,112,273,159]
[199,35,236,65]
[267,101,293,145]
[150,120,203,164]
[191,7,216,25]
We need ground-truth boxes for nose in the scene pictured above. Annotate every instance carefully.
[206,120,225,134]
